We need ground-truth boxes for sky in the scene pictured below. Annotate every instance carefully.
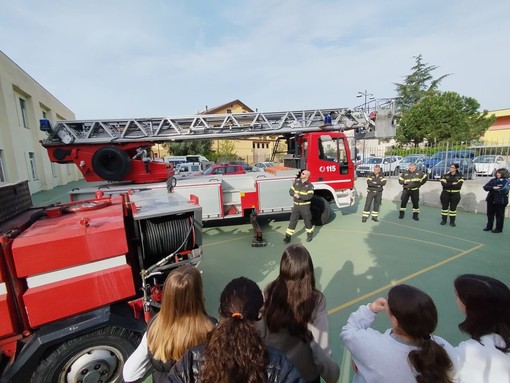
[1,0,509,119]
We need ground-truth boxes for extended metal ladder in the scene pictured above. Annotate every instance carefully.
[40,108,369,146]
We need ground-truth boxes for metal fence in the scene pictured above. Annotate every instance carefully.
[353,138,510,180]
[354,138,510,159]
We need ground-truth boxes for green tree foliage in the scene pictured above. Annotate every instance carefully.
[210,140,237,162]
[164,140,212,156]
[394,55,494,146]
[395,54,450,111]
[397,92,495,145]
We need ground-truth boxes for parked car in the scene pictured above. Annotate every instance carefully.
[424,150,476,169]
[175,162,203,177]
[229,161,252,171]
[473,155,508,176]
[399,154,429,173]
[202,164,246,175]
[427,158,476,180]
[252,162,276,172]
[356,155,402,177]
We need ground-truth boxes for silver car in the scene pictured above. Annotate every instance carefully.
[252,162,276,172]
[399,154,429,173]
[473,155,508,176]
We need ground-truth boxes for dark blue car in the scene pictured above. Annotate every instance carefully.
[427,158,476,180]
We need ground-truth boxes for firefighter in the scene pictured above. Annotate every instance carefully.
[284,169,314,243]
[440,163,464,227]
[362,164,387,222]
[398,162,427,220]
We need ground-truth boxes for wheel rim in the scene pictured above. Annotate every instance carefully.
[60,346,123,383]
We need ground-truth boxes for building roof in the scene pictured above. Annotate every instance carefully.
[489,108,510,118]
[199,99,254,114]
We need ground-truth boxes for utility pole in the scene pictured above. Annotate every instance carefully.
[357,90,374,113]
[355,90,375,163]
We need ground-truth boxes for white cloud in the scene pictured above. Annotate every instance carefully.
[1,0,508,118]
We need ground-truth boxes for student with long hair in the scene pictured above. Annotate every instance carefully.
[340,284,456,383]
[123,266,215,383]
[261,244,339,383]
[168,276,304,383]
[453,274,510,381]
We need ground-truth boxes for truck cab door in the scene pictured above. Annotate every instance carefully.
[311,134,352,183]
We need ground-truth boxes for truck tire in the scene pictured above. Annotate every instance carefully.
[30,326,140,383]
[91,147,132,181]
[310,196,331,226]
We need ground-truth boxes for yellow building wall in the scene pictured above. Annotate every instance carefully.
[482,109,510,145]
[0,51,81,192]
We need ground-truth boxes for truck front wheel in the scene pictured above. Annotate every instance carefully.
[310,196,331,226]
[30,327,140,383]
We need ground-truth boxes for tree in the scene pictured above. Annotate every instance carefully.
[211,140,237,163]
[397,92,495,145]
[164,140,212,156]
[394,55,494,146]
[394,54,450,111]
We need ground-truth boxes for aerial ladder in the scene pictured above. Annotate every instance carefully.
[40,108,370,184]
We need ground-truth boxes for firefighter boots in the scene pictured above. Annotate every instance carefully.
[372,217,379,222]
[450,217,456,227]
[399,211,405,219]
[283,235,291,243]
[413,212,419,221]
[440,216,447,225]
[306,233,313,242]
[362,217,368,223]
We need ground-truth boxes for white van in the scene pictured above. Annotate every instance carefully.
[175,162,203,177]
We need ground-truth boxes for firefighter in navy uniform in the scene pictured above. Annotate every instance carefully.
[284,169,314,243]
[398,163,427,220]
[362,164,387,222]
[440,163,464,227]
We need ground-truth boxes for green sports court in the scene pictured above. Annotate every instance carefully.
[32,179,509,383]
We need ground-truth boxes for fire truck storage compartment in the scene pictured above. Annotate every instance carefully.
[173,179,223,219]
[128,188,202,272]
[256,177,294,214]
[10,196,136,328]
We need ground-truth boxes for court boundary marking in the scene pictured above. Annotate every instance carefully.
[327,243,484,315]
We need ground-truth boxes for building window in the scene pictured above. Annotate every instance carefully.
[0,150,6,182]
[28,152,37,180]
[42,110,47,119]
[19,98,29,128]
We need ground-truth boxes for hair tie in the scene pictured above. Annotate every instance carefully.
[231,312,244,319]
[423,334,431,341]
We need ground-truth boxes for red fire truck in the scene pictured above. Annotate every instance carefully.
[0,182,202,382]
[45,108,369,226]
[0,107,368,383]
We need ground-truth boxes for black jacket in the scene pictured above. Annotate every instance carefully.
[399,170,427,190]
[483,177,509,205]
[440,171,464,192]
[366,172,387,192]
[167,344,305,383]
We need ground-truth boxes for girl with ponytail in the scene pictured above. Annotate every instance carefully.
[340,284,457,383]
